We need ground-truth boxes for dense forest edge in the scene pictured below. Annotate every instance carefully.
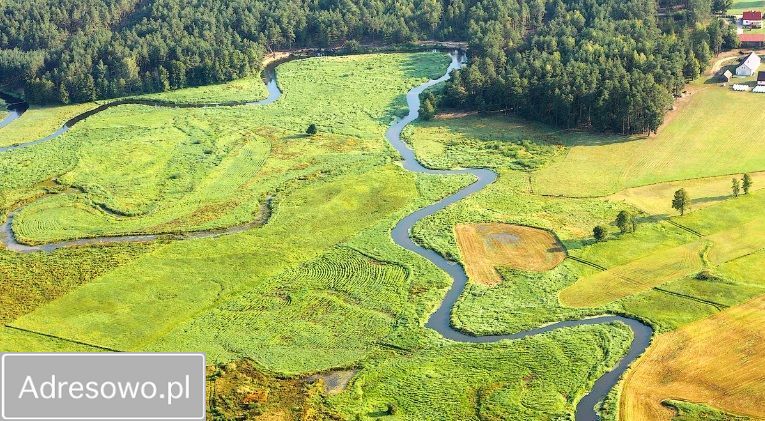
[0,0,738,134]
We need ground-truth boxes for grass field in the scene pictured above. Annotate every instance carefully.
[0,102,99,148]
[620,295,765,420]
[729,0,765,16]
[5,47,765,420]
[1,53,478,376]
[331,324,632,420]
[610,171,765,216]
[139,76,268,104]
[455,223,566,285]
[530,83,765,197]
[5,53,451,244]
[561,188,765,308]
[403,114,564,170]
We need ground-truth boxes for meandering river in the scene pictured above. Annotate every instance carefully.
[0,51,652,420]
[386,51,653,421]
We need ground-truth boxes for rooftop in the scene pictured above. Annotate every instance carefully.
[743,11,763,21]
[739,34,765,43]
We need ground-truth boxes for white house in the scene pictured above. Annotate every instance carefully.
[736,52,761,76]
[743,11,763,28]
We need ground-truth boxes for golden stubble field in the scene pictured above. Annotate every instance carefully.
[620,295,765,420]
[455,223,566,285]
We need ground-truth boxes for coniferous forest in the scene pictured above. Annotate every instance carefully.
[0,0,737,134]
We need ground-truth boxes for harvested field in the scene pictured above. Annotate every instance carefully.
[620,295,765,420]
[455,223,565,285]
[610,171,765,216]
[561,217,765,308]
[560,241,705,307]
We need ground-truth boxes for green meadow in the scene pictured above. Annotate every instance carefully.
[139,76,268,104]
[4,50,765,420]
[729,0,765,16]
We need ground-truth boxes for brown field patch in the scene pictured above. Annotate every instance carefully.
[455,223,566,285]
[620,295,765,420]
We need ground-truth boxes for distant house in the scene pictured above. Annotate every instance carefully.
[721,69,733,82]
[736,51,762,76]
[739,33,765,48]
[743,11,763,28]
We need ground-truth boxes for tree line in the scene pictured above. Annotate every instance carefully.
[441,0,737,134]
[1,0,739,137]
[0,0,464,104]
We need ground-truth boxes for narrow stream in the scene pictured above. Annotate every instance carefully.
[0,91,28,129]
[386,51,653,421]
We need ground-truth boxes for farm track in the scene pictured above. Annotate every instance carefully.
[2,51,656,420]
[387,52,653,421]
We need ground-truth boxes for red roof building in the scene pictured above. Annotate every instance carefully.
[739,33,765,43]
[743,11,762,21]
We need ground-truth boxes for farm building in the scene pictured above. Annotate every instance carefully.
[739,33,765,48]
[736,51,762,76]
[743,11,763,28]
[721,69,733,82]
[758,71,765,85]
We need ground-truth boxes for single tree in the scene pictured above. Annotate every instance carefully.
[672,189,690,215]
[420,98,436,120]
[306,123,317,136]
[732,177,741,197]
[615,210,635,234]
[593,225,608,242]
[742,173,753,195]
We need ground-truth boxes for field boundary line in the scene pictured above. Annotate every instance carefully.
[567,256,608,271]
[4,324,122,352]
[536,169,765,200]
[652,287,728,310]
[664,220,703,237]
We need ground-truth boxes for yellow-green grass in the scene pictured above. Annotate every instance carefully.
[330,324,633,420]
[0,243,155,324]
[561,240,706,307]
[6,52,451,243]
[404,114,564,170]
[413,170,628,263]
[609,171,765,216]
[561,219,765,308]
[138,76,268,104]
[0,328,102,352]
[10,165,416,365]
[0,102,98,147]
[3,53,484,375]
[620,295,765,420]
[531,83,765,197]
[561,186,765,307]
[729,0,765,16]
